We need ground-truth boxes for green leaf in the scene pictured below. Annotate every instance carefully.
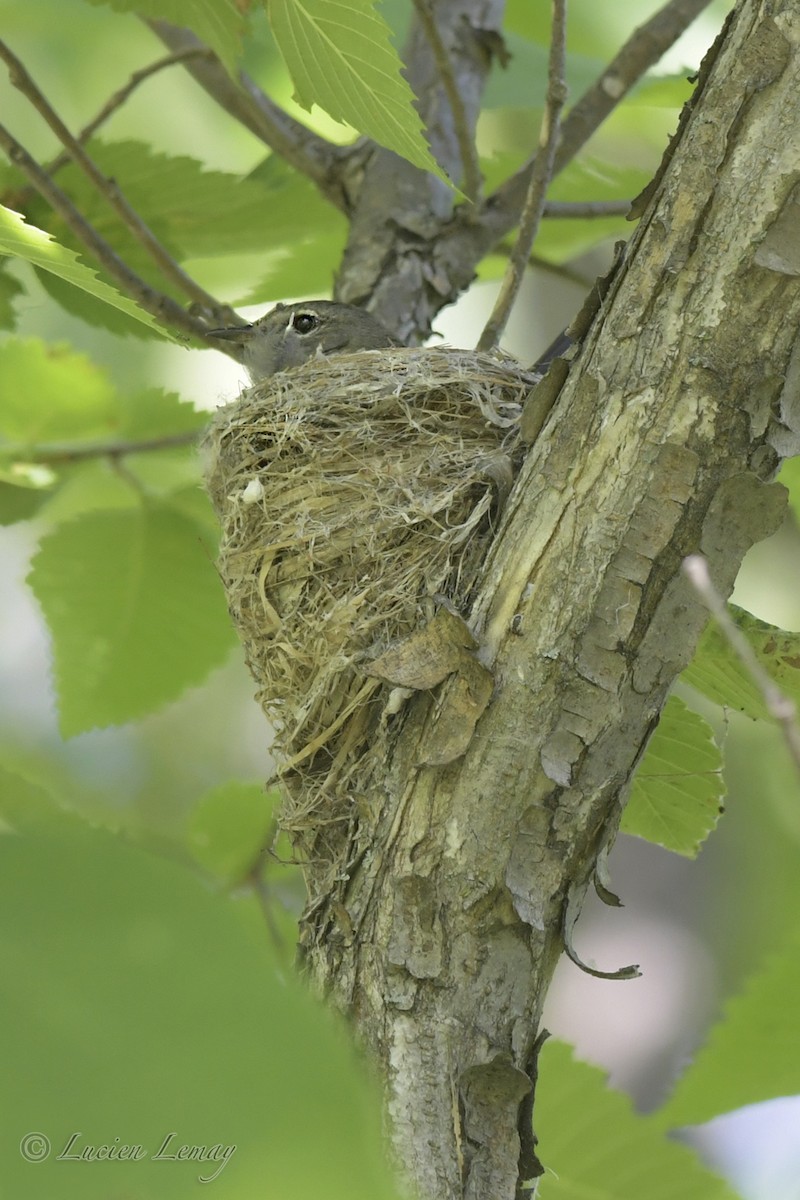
[84,0,243,76]
[0,762,68,833]
[54,140,301,263]
[0,338,116,443]
[266,0,447,182]
[188,781,277,886]
[629,71,696,109]
[236,154,348,302]
[44,140,347,307]
[0,205,169,337]
[535,1041,738,1199]
[778,455,800,525]
[114,387,207,439]
[36,460,142,525]
[0,821,400,1200]
[28,503,236,736]
[483,37,608,109]
[621,695,725,857]
[33,266,167,340]
[0,260,24,330]
[0,480,51,525]
[660,930,800,1128]
[682,605,800,721]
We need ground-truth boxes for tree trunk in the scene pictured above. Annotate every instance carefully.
[302,2,800,1196]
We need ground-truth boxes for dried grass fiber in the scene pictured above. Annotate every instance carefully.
[202,346,537,877]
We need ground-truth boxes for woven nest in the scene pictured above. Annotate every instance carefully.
[203,346,538,888]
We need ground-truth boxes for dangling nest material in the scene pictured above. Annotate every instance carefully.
[202,346,538,893]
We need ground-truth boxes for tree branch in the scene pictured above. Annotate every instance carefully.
[297,2,800,1194]
[145,20,351,211]
[477,0,567,351]
[335,0,711,348]
[11,431,199,464]
[543,199,631,217]
[684,555,800,774]
[410,0,482,201]
[0,38,223,315]
[0,121,216,344]
[335,0,506,337]
[484,0,716,243]
[416,0,715,324]
[47,48,214,177]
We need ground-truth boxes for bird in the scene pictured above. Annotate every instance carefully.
[209,301,399,382]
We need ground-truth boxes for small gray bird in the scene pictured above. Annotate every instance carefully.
[209,301,398,382]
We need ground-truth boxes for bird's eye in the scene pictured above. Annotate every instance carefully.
[291,312,319,335]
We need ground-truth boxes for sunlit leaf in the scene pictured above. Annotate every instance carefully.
[622,695,725,857]
[0,206,168,337]
[683,605,800,721]
[266,0,447,182]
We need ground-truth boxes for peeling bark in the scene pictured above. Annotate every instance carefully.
[297,3,800,1197]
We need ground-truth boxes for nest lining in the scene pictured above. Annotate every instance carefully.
[203,346,538,864]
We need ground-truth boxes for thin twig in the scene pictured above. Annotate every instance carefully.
[0,39,222,314]
[0,121,215,344]
[494,244,593,288]
[544,199,631,218]
[480,0,714,247]
[477,0,568,351]
[12,430,199,464]
[683,555,800,776]
[47,48,213,177]
[410,0,482,202]
[146,19,350,212]
[558,0,713,172]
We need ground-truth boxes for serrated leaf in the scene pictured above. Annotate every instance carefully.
[621,695,724,857]
[84,0,243,76]
[36,460,142,526]
[266,0,447,182]
[188,781,277,885]
[660,930,800,1128]
[0,481,51,525]
[0,205,168,337]
[535,1041,738,1199]
[238,232,345,305]
[47,140,345,307]
[0,762,72,834]
[33,266,166,340]
[114,387,207,439]
[682,605,800,721]
[0,338,116,443]
[28,503,236,736]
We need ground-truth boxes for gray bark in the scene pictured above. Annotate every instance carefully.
[302,2,800,1196]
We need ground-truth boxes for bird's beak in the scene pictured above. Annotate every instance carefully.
[207,324,253,341]
[206,325,253,365]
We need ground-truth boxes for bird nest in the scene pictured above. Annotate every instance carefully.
[202,346,538,893]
